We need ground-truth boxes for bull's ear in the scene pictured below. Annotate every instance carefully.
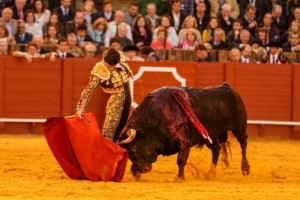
[117,129,136,145]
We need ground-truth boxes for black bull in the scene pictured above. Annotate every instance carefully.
[117,83,250,180]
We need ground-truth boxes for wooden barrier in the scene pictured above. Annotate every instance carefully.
[0,56,299,139]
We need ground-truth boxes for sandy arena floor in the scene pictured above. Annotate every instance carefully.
[0,134,300,200]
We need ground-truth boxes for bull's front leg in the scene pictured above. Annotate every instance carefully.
[205,139,221,179]
[175,148,191,180]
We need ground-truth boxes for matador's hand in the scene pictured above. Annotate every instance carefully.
[76,110,84,119]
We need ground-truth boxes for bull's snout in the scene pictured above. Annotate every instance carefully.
[131,164,153,179]
[142,165,152,173]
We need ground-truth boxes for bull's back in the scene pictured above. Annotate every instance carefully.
[183,84,247,135]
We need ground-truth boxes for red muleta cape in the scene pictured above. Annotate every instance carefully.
[43,112,128,182]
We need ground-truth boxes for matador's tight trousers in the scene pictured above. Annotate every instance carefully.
[102,91,125,140]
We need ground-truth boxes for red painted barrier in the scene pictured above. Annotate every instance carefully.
[0,56,299,138]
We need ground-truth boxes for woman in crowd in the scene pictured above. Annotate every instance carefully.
[178,15,202,45]
[81,0,96,27]
[25,10,43,36]
[88,17,107,47]
[282,20,300,44]
[152,15,179,47]
[42,12,64,36]
[32,0,51,26]
[202,16,225,43]
[43,24,61,45]
[0,24,16,46]
[132,16,152,47]
[178,28,199,50]
[150,27,173,49]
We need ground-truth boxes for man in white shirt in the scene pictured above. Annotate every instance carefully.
[168,0,186,33]
[104,10,133,47]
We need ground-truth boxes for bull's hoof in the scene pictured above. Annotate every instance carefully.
[132,172,141,180]
[205,164,217,180]
[173,175,185,182]
[242,162,250,176]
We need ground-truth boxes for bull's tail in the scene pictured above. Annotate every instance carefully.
[171,90,212,144]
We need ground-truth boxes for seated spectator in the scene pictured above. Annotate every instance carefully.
[65,10,85,36]
[76,24,93,47]
[282,32,300,52]
[208,28,228,50]
[67,33,84,57]
[195,43,215,62]
[282,20,300,44]
[52,0,75,25]
[140,46,161,61]
[271,5,287,36]
[240,44,257,63]
[202,17,226,43]
[42,12,64,36]
[84,42,97,58]
[218,3,234,35]
[286,0,300,22]
[14,20,33,51]
[115,22,133,49]
[150,27,173,49]
[109,37,121,50]
[144,3,160,33]
[91,0,115,23]
[123,45,145,61]
[194,1,210,34]
[32,34,50,54]
[254,28,269,48]
[167,0,186,33]
[251,29,268,61]
[152,15,179,47]
[228,47,241,63]
[237,29,253,48]
[0,24,16,45]
[178,16,202,44]
[88,17,107,47]
[81,0,96,27]
[256,12,280,43]
[24,10,43,36]
[239,5,258,37]
[262,40,289,64]
[132,16,152,47]
[209,0,240,19]
[0,38,10,55]
[32,0,51,26]
[104,10,133,47]
[12,0,27,21]
[124,2,142,29]
[50,38,75,59]
[12,42,54,62]
[239,0,265,22]
[43,24,61,45]
[139,0,168,16]
[226,19,243,48]
[178,28,199,50]
[0,7,18,36]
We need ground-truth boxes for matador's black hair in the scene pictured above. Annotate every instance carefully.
[104,48,120,66]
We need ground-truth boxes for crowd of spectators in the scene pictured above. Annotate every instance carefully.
[0,0,300,63]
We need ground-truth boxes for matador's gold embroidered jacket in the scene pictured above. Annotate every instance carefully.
[76,60,131,113]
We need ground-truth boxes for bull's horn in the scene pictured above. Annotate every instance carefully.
[117,129,136,144]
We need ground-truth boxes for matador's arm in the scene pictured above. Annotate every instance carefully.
[76,75,101,113]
